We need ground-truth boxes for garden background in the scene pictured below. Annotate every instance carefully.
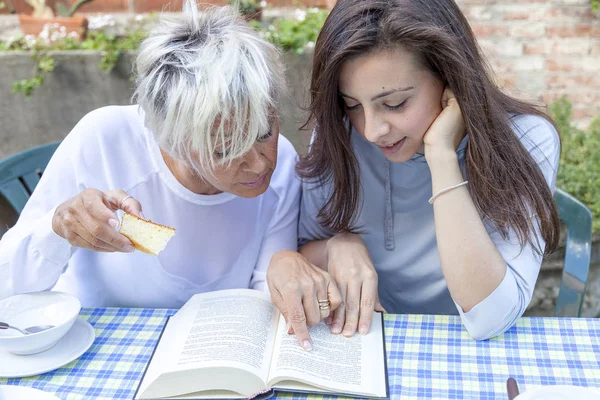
[0,0,598,316]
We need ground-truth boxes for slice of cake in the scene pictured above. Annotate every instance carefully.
[119,213,176,256]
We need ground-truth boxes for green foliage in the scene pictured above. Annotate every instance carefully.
[592,0,599,12]
[228,0,262,16]
[549,97,600,232]
[2,8,327,96]
[55,0,94,17]
[2,23,147,97]
[11,53,50,97]
[4,38,59,96]
[78,28,148,72]
[252,8,328,54]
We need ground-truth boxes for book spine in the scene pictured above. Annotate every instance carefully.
[247,388,275,400]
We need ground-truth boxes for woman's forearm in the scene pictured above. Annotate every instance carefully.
[429,151,507,312]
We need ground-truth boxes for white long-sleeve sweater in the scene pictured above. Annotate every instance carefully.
[0,105,301,308]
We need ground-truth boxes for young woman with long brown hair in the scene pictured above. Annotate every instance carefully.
[267,0,560,350]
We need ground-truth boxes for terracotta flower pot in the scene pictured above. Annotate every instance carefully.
[18,14,88,38]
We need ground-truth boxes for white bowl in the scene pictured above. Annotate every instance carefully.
[0,292,81,355]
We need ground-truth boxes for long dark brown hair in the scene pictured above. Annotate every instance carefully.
[298,0,560,254]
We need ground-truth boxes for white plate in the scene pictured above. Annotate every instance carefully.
[516,385,600,399]
[0,385,62,400]
[0,319,95,378]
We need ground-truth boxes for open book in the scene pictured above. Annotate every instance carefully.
[134,289,388,399]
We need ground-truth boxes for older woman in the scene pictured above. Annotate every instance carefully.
[0,1,299,308]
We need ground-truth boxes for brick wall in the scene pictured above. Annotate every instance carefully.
[457,0,600,125]
[2,0,599,123]
[0,0,331,14]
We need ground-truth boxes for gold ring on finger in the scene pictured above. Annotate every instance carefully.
[318,299,331,310]
[120,195,133,209]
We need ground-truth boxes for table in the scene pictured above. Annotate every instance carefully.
[1,308,599,399]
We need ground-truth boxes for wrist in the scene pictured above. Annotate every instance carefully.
[424,145,458,164]
[324,237,337,271]
[270,249,301,264]
[326,232,357,250]
[326,232,363,259]
[51,211,63,239]
[325,233,350,264]
[426,150,460,176]
[426,151,465,194]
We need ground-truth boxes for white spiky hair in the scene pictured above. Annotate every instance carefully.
[134,0,285,172]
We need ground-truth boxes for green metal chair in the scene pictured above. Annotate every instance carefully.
[0,141,61,214]
[553,188,593,317]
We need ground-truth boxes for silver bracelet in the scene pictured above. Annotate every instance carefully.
[428,181,469,204]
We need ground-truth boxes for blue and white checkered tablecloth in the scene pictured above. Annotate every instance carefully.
[1,308,599,399]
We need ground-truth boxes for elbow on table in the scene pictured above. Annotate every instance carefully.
[466,326,505,341]
[461,306,525,341]
[465,319,519,341]
[459,267,532,341]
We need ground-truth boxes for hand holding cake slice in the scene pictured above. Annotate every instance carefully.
[119,213,176,256]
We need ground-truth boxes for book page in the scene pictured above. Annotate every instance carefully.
[267,313,387,398]
[136,289,280,399]
[172,289,279,378]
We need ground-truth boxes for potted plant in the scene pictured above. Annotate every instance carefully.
[228,0,263,21]
[18,0,93,38]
